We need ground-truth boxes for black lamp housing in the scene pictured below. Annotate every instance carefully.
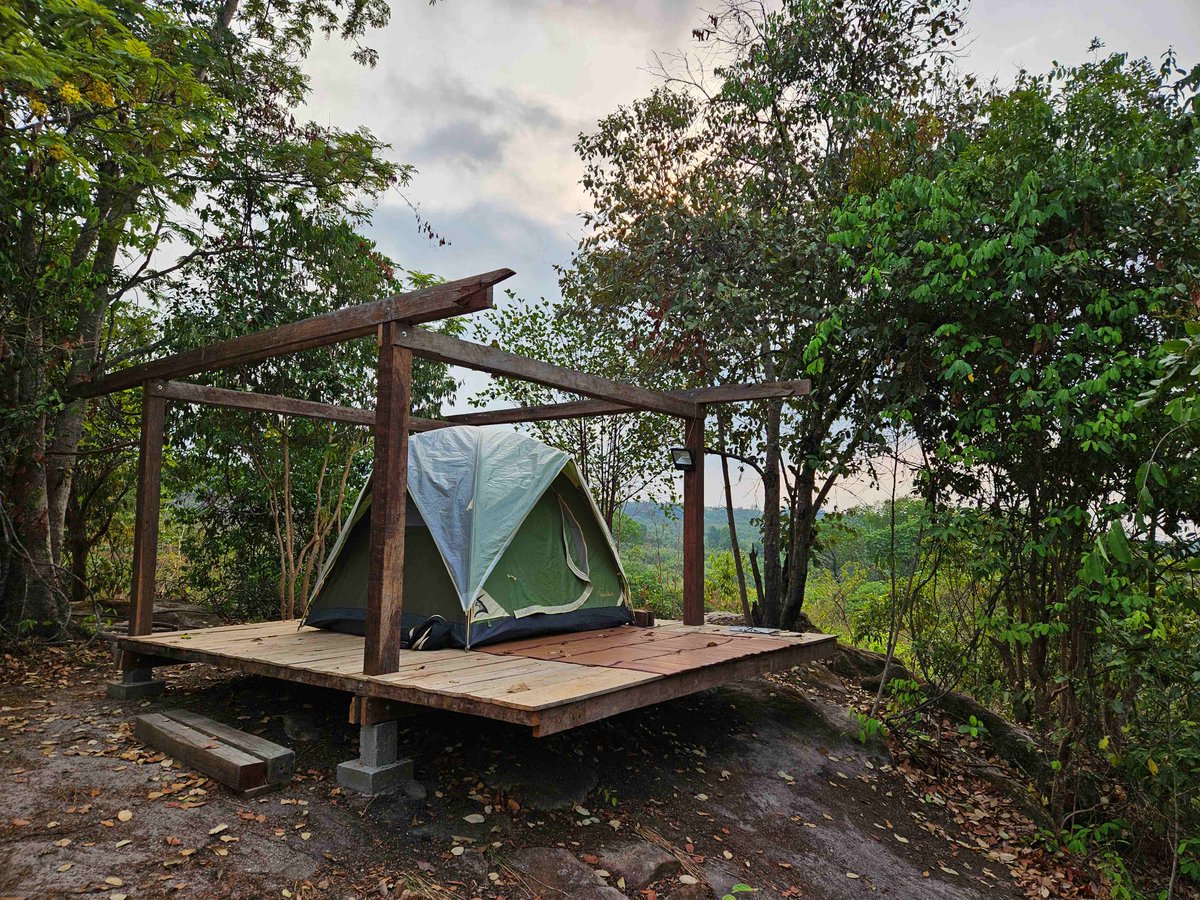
[669,447,696,472]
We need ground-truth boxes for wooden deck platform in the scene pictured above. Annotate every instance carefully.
[116,620,836,736]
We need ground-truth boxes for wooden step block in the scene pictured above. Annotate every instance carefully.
[134,710,294,796]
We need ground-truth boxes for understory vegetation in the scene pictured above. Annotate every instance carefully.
[2,0,1198,895]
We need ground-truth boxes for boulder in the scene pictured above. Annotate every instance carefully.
[506,848,624,900]
[76,597,225,632]
[826,644,913,685]
[672,883,710,900]
[936,691,1047,779]
[597,841,679,889]
[704,611,746,627]
[794,661,849,693]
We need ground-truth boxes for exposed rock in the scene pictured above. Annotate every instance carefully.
[704,611,746,626]
[672,883,710,900]
[794,661,849,693]
[597,841,679,890]
[703,610,817,632]
[702,860,784,900]
[506,848,624,899]
[75,597,225,632]
[936,690,1048,780]
[761,682,887,750]
[401,779,428,801]
[826,644,913,684]
[281,711,325,742]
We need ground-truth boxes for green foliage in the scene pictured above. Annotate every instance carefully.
[833,46,1200,884]
[957,715,988,740]
[848,710,886,745]
[0,0,406,626]
[562,0,981,630]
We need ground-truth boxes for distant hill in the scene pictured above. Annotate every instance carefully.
[619,501,764,553]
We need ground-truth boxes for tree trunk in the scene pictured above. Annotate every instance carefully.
[45,190,133,572]
[779,463,817,631]
[749,544,766,625]
[760,398,784,626]
[717,418,752,625]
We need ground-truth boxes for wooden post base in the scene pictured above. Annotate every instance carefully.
[106,668,165,700]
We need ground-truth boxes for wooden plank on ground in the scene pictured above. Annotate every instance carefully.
[163,709,294,786]
[134,714,267,793]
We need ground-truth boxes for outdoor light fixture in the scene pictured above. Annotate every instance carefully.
[670,447,696,472]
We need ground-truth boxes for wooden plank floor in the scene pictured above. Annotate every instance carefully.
[116,620,836,736]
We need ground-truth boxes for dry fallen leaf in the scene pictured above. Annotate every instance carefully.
[208,824,228,835]
[117,810,133,823]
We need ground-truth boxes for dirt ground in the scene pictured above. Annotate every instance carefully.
[0,642,1086,899]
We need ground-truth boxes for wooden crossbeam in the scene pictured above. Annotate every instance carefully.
[447,380,811,426]
[151,380,449,432]
[392,328,700,419]
[75,269,514,398]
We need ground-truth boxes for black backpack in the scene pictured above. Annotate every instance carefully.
[406,615,455,651]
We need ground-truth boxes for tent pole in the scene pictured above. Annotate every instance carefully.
[363,321,412,676]
[682,410,705,627]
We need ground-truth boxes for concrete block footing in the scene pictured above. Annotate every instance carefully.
[106,668,165,700]
[336,721,413,796]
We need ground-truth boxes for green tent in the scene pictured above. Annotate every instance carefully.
[303,426,632,648]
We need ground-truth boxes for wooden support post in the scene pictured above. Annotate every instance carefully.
[127,384,166,644]
[682,411,705,627]
[363,322,412,676]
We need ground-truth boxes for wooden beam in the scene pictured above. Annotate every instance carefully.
[151,380,448,432]
[682,412,705,627]
[75,269,514,398]
[392,328,700,418]
[349,695,424,726]
[447,380,811,426]
[363,323,412,676]
[126,385,166,645]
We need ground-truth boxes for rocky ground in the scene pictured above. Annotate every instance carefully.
[0,640,1103,899]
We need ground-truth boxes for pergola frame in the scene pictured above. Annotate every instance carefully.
[78,269,810,676]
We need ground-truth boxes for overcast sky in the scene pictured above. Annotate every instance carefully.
[303,0,1200,511]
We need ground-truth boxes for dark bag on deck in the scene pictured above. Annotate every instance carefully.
[407,615,455,651]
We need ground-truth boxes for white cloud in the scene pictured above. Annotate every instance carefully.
[302,0,1200,508]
